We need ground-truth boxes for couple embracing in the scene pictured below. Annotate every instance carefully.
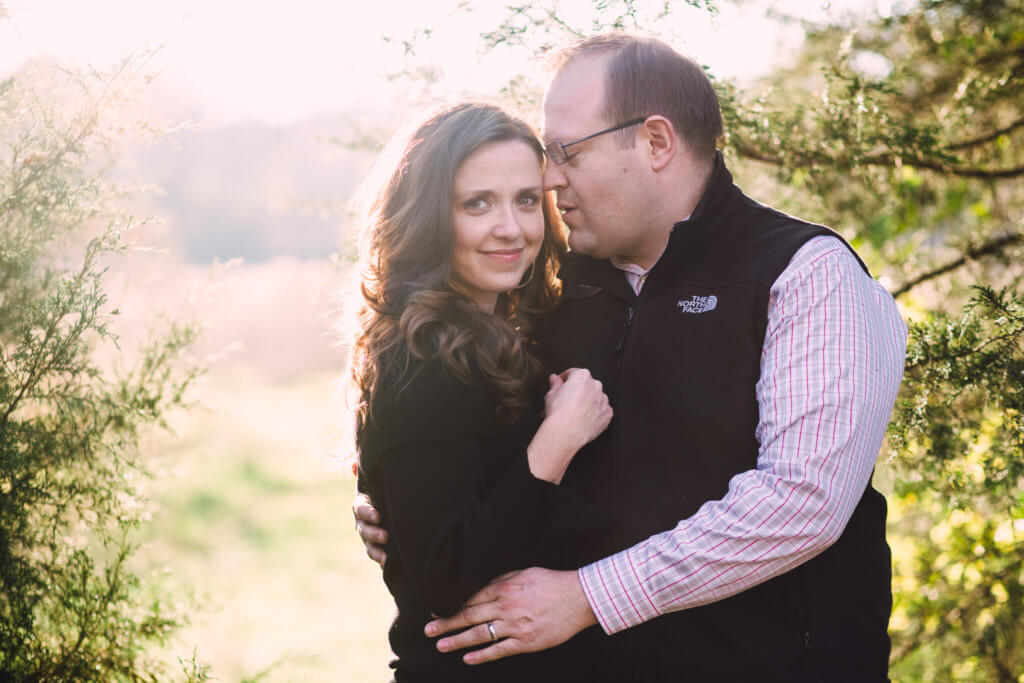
[350,33,906,682]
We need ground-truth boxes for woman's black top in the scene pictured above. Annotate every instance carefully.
[357,356,613,682]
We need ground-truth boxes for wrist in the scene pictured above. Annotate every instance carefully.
[527,420,576,484]
[568,570,598,631]
[541,412,588,453]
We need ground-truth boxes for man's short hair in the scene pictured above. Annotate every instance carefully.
[551,34,723,161]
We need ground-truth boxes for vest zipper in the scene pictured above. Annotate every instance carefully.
[615,306,635,354]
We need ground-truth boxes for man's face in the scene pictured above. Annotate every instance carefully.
[542,55,646,261]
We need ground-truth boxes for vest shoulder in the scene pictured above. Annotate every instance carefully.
[735,192,834,239]
[716,192,866,281]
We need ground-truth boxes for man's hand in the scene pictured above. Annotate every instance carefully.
[423,567,598,665]
[352,492,388,566]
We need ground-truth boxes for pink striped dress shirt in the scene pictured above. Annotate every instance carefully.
[579,235,908,634]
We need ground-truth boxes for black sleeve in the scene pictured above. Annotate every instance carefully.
[380,437,574,618]
[356,463,369,495]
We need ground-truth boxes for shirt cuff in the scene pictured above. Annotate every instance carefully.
[578,546,661,635]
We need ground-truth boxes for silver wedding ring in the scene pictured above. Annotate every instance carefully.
[486,621,498,642]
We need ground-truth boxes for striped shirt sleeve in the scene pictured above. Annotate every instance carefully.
[579,235,908,634]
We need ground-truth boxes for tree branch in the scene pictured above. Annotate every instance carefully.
[731,139,1024,179]
[892,231,1023,299]
[946,115,1024,151]
[876,155,1024,179]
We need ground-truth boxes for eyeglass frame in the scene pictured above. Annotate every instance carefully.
[544,116,648,165]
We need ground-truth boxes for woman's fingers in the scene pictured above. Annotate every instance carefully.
[560,367,591,383]
[547,373,564,392]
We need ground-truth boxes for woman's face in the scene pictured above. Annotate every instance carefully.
[450,139,545,312]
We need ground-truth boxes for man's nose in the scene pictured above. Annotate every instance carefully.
[543,162,568,192]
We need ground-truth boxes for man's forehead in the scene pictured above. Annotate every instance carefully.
[542,58,607,139]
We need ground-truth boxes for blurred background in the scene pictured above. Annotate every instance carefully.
[2,0,1021,680]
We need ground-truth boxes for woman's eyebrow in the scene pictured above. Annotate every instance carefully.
[454,187,494,197]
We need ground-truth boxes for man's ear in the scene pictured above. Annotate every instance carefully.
[641,116,676,172]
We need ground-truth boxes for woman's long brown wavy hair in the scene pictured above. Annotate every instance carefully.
[349,102,566,429]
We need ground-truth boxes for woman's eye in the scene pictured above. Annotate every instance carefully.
[517,193,539,208]
[464,197,489,211]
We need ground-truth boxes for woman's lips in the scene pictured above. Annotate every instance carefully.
[482,248,524,263]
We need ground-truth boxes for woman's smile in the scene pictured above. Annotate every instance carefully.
[481,248,525,263]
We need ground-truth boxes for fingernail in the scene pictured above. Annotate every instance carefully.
[437,639,450,652]
[424,622,437,637]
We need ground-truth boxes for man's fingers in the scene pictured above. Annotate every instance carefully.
[425,575,518,638]
[355,520,388,545]
[436,620,499,653]
[487,570,521,585]
[425,599,498,638]
[352,496,380,525]
[462,579,506,606]
[366,544,386,567]
[462,638,524,665]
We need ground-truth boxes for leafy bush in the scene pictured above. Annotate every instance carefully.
[0,57,207,681]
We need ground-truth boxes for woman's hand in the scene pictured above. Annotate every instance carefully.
[527,368,612,484]
[544,368,612,449]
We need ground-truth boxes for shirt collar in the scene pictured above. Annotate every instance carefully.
[609,213,691,290]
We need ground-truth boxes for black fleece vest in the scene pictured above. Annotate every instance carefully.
[536,155,892,682]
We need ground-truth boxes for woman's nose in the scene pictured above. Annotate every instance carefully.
[492,204,522,238]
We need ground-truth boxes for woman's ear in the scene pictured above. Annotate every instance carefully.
[642,116,676,172]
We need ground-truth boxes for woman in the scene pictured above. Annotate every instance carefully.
[349,103,614,682]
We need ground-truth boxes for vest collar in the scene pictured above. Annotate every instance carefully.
[642,151,739,293]
[557,151,740,299]
[558,250,637,304]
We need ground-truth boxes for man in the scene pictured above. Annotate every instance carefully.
[355,34,906,681]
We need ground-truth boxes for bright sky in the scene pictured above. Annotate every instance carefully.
[0,0,876,126]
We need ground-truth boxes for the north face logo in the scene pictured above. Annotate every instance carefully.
[677,295,718,314]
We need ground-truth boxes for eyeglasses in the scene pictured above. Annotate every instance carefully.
[544,117,648,165]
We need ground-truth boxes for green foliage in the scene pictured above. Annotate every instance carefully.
[893,287,1024,509]
[0,60,205,680]
[887,286,1024,681]
[718,0,1023,283]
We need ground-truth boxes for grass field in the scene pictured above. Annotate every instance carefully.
[134,369,395,681]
